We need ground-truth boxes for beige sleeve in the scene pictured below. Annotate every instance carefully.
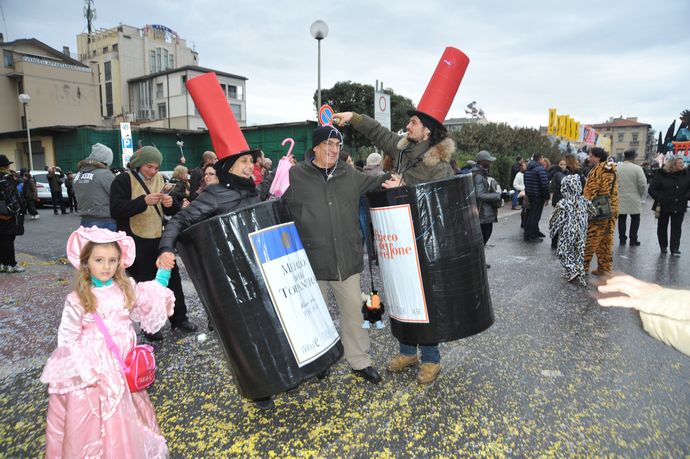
[637,288,690,357]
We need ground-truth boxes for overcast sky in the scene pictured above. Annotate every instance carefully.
[4,0,689,136]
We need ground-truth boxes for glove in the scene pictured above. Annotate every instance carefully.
[155,268,171,287]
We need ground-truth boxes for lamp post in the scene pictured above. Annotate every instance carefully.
[18,93,34,171]
[310,20,328,112]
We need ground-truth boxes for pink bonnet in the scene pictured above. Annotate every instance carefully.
[66,226,136,269]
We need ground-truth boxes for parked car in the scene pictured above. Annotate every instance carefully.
[31,170,68,207]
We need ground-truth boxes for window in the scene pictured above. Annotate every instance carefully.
[156,83,164,98]
[102,46,108,54]
[220,83,226,95]
[227,85,237,99]
[104,61,112,81]
[231,103,242,120]
[631,133,639,145]
[112,44,118,52]
[158,103,167,119]
[3,50,14,68]
[156,48,162,73]
[105,82,113,117]
[136,80,153,120]
[168,54,174,69]
[181,75,187,94]
[617,132,624,142]
[150,50,156,73]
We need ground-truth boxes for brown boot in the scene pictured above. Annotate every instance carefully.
[416,363,442,384]
[387,354,418,372]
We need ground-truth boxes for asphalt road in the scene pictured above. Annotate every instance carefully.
[1,205,689,457]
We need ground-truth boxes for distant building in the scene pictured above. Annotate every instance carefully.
[443,116,489,132]
[128,66,247,129]
[0,36,101,169]
[589,117,652,162]
[76,24,199,122]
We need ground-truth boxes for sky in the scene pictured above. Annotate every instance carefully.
[3,0,689,137]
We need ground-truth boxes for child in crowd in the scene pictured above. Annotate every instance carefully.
[41,226,175,458]
[548,175,595,286]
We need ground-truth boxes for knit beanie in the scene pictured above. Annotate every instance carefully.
[129,146,163,169]
[87,143,114,167]
[366,152,382,166]
[312,125,342,148]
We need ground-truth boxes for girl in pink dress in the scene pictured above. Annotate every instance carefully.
[41,226,175,458]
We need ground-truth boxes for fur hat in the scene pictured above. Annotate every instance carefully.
[129,146,163,169]
[66,226,136,269]
[366,152,382,166]
[87,143,114,167]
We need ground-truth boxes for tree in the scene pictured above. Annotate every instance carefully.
[314,81,415,154]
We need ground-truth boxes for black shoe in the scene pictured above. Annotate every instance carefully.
[485,263,491,269]
[661,247,668,254]
[620,239,626,246]
[316,367,331,380]
[538,232,546,238]
[253,397,275,410]
[144,331,164,341]
[671,251,681,257]
[171,319,198,333]
[525,237,544,243]
[353,366,382,384]
[630,240,640,246]
[207,320,214,331]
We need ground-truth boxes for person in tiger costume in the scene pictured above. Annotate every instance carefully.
[583,147,619,275]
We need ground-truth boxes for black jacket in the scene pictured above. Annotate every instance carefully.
[159,181,260,253]
[524,160,550,199]
[648,168,690,214]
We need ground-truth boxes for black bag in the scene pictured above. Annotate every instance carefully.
[590,174,616,222]
[0,174,22,217]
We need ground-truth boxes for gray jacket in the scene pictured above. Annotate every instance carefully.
[352,114,456,186]
[74,160,115,219]
[471,165,502,224]
[282,160,389,281]
[616,161,647,215]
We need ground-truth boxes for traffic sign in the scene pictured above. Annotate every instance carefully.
[319,104,334,126]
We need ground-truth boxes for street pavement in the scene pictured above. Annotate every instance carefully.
[1,204,689,457]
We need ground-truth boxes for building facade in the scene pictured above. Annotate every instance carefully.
[76,24,198,122]
[589,117,652,162]
[444,116,489,133]
[0,37,101,169]
[128,66,247,129]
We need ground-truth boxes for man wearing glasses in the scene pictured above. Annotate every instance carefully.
[282,125,401,384]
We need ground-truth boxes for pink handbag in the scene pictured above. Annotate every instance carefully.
[93,313,156,393]
[269,138,295,198]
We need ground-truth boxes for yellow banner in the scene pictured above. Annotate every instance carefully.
[548,109,557,135]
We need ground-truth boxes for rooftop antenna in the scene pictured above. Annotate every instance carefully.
[84,0,96,35]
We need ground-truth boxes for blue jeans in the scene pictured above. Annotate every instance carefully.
[400,342,440,364]
[512,188,520,208]
[80,218,117,232]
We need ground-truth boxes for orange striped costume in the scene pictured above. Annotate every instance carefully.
[583,162,619,273]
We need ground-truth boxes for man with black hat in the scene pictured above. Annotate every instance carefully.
[110,146,198,339]
[282,125,399,384]
[616,149,647,246]
[0,154,25,273]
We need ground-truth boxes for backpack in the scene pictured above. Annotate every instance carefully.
[0,173,22,216]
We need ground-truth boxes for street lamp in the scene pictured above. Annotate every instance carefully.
[310,20,328,112]
[18,93,34,171]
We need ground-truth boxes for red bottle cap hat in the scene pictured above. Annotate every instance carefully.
[408,47,470,129]
[186,72,258,160]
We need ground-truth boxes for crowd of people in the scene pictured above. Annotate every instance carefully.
[1,115,689,456]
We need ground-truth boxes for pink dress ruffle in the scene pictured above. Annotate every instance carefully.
[41,281,174,458]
